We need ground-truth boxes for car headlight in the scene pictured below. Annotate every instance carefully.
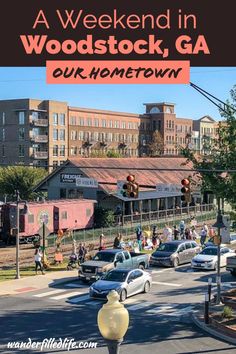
[206,260,213,263]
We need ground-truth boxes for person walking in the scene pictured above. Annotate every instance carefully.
[179,220,185,238]
[152,226,158,247]
[173,225,180,240]
[99,234,106,251]
[200,227,207,246]
[113,234,121,249]
[136,225,143,251]
[34,248,45,275]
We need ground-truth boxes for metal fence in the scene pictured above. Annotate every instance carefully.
[47,203,216,248]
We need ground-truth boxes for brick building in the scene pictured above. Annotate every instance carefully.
[0,98,219,170]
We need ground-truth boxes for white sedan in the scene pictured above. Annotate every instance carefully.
[191,246,234,270]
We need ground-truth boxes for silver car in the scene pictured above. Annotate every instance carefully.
[89,268,152,302]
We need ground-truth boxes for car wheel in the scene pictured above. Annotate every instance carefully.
[230,270,236,276]
[138,264,145,270]
[120,289,127,302]
[143,281,150,293]
[172,258,179,268]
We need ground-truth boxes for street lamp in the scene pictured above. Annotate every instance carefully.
[97,290,129,354]
[15,190,29,279]
[212,204,225,304]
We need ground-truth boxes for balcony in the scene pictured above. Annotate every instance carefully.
[31,135,48,143]
[31,151,48,159]
[30,117,48,127]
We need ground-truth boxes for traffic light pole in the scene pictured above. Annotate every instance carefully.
[15,190,20,279]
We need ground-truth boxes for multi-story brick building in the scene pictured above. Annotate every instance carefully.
[0,98,219,169]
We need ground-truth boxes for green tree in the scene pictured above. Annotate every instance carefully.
[181,85,236,205]
[94,207,115,228]
[0,166,47,200]
[148,131,165,156]
[106,150,122,158]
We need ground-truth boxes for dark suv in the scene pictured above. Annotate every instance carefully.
[150,240,201,268]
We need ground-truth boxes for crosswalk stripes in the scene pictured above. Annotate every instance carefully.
[152,281,182,287]
[50,291,83,300]
[34,289,67,298]
[127,302,153,311]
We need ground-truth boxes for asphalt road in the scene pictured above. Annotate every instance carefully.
[0,265,236,354]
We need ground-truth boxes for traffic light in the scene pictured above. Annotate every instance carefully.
[122,175,139,198]
[180,178,191,203]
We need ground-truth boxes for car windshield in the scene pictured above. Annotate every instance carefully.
[201,248,217,256]
[103,271,128,282]
[156,243,178,252]
[93,252,115,262]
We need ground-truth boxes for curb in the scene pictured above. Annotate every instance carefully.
[48,275,79,287]
[191,312,236,345]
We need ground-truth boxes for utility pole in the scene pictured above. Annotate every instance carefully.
[42,221,46,265]
[15,190,20,279]
[216,198,221,304]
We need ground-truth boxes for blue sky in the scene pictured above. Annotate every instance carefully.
[0,67,235,120]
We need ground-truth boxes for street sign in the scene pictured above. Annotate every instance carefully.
[75,177,98,188]
[156,184,181,194]
[38,224,50,238]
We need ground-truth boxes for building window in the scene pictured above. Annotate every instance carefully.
[53,160,58,169]
[59,129,65,141]
[94,118,99,127]
[153,121,156,131]
[114,133,119,142]
[53,129,58,141]
[127,122,132,129]
[2,112,5,125]
[114,121,120,128]
[53,113,58,125]
[121,121,126,129]
[53,145,58,156]
[59,145,65,156]
[102,119,107,128]
[19,145,25,157]
[70,146,77,155]
[2,145,5,157]
[79,117,84,126]
[70,116,77,125]
[87,118,92,126]
[78,131,83,140]
[71,130,77,140]
[60,188,67,199]
[61,211,68,219]
[59,113,65,126]
[19,127,25,141]
[109,120,113,128]
[19,112,25,125]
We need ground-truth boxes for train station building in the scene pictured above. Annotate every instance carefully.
[34,157,206,218]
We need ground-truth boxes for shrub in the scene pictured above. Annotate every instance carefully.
[222,306,233,319]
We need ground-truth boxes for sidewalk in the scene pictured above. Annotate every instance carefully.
[0,269,78,296]
[192,303,236,345]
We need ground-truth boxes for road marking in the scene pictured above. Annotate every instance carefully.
[34,289,66,298]
[124,298,140,305]
[50,291,83,300]
[65,283,86,288]
[152,281,182,287]
[68,294,90,304]
[84,300,103,306]
[127,302,152,311]
[150,269,172,274]
[146,304,178,314]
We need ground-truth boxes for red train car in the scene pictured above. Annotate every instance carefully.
[0,199,96,244]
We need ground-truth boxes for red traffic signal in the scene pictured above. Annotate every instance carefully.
[181,178,190,186]
[180,178,191,203]
[127,174,135,182]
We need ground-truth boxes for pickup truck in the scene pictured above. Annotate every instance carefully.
[226,254,236,276]
[78,248,149,282]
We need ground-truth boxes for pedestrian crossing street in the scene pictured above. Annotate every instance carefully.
[29,282,196,318]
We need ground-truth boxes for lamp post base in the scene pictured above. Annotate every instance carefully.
[106,339,123,354]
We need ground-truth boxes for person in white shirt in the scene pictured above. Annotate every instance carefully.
[34,248,45,275]
[163,225,173,242]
